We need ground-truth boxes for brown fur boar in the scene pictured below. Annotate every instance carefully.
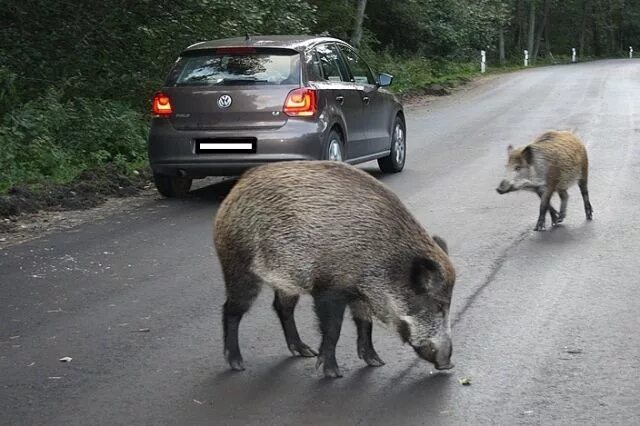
[214,160,456,378]
[496,130,593,231]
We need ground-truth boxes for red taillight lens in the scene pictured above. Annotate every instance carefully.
[152,92,173,116]
[283,88,317,117]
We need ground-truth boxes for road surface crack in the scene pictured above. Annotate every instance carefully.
[452,229,530,326]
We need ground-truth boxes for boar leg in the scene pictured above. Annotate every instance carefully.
[535,189,555,231]
[313,291,348,378]
[579,178,593,220]
[535,188,559,230]
[349,300,385,367]
[223,273,262,371]
[273,290,317,357]
[558,190,569,223]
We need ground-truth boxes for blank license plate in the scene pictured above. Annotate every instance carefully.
[195,138,257,154]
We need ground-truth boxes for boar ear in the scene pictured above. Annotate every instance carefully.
[410,257,441,295]
[522,146,534,164]
[507,145,514,154]
[432,235,448,254]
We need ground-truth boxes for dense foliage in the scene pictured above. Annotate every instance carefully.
[1,0,639,192]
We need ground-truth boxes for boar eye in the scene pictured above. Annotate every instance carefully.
[514,166,522,171]
[437,303,444,312]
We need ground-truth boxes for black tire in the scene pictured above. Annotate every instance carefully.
[153,173,192,198]
[378,115,406,173]
[322,129,345,161]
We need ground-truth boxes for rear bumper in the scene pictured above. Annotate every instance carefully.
[148,118,326,177]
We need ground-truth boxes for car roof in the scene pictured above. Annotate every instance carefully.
[182,35,348,53]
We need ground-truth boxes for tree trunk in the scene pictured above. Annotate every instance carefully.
[532,0,550,63]
[351,0,368,48]
[608,2,616,55]
[527,0,536,56]
[514,0,524,51]
[579,0,591,58]
[499,27,506,65]
[592,0,601,57]
[544,17,550,58]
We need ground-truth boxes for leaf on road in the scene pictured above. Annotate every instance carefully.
[459,377,472,386]
[59,356,72,362]
[135,328,151,333]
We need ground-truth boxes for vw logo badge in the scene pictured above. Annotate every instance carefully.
[217,94,232,109]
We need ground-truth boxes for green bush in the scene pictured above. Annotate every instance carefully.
[0,89,148,192]
[364,50,478,94]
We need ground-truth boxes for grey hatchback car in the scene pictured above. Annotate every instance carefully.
[148,35,406,197]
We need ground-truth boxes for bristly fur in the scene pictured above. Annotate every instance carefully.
[215,160,456,377]
[497,130,593,231]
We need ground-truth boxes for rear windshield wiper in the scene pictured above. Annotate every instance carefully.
[219,78,269,85]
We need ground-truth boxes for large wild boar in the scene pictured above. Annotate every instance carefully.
[496,130,593,231]
[214,161,456,378]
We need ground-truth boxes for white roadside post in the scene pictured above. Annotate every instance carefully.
[630,46,634,59]
[481,50,486,73]
[524,50,529,67]
[572,48,576,63]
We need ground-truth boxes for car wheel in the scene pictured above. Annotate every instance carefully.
[153,173,192,198]
[378,116,406,173]
[323,129,344,161]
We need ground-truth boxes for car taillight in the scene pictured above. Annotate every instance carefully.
[283,88,317,117]
[152,92,173,116]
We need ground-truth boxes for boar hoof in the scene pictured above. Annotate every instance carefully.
[288,342,318,358]
[225,350,245,371]
[228,357,245,371]
[359,349,385,367]
[364,354,385,367]
[322,366,343,378]
[316,356,343,378]
[534,223,546,231]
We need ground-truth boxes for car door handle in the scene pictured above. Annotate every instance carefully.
[336,95,344,105]
[362,96,370,104]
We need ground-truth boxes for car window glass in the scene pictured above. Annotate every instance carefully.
[314,44,346,82]
[169,52,300,86]
[305,51,323,81]
[338,46,375,85]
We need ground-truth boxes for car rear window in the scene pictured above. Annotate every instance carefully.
[167,49,301,86]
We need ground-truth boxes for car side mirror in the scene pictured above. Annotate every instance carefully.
[378,73,393,87]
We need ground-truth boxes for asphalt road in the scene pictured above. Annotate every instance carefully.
[2,59,640,426]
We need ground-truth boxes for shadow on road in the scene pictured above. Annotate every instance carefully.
[184,356,455,424]
[189,178,239,202]
[532,218,597,245]
[173,165,401,208]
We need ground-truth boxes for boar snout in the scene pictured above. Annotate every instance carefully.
[496,180,512,194]
[413,337,454,370]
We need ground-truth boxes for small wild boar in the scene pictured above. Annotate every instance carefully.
[214,161,456,378]
[496,130,593,231]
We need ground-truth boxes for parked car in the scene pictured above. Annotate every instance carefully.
[148,35,406,197]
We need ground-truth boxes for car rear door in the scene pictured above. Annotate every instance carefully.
[312,43,368,160]
[337,45,391,155]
